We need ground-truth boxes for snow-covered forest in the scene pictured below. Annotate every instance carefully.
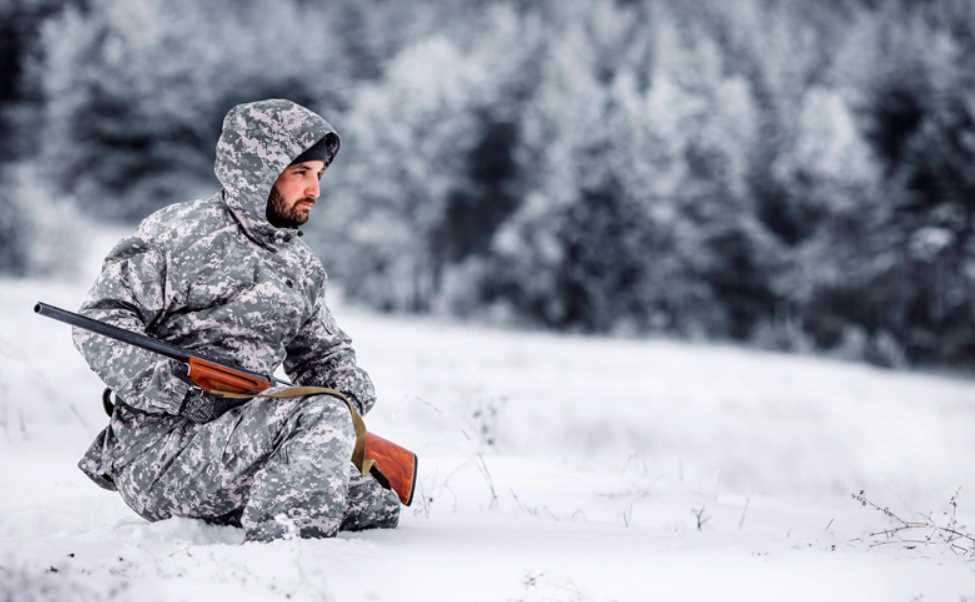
[2,0,975,368]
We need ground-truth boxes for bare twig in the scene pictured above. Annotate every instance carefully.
[692,506,710,531]
[623,452,649,477]
[509,489,560,522]
[476,453,499,509]
[569,509,588,522]
[67,402,90,429]
[510,488,534,516]
[415,395,444,415]
[414,480,432,519]
[852,489,974,559]
[738,497,750,530]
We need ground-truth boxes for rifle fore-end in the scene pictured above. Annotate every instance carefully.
[187,356,272,395]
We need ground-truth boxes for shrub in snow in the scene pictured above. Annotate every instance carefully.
[853,489,975,559]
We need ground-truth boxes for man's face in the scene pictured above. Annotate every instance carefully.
[266,160,326,228]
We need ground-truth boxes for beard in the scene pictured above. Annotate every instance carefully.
[266,187,312,228]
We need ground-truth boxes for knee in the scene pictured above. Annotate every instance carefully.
[273,393,346,422]
[299,393,351,420]
[289,394,355,440]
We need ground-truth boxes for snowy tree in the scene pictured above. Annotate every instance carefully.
[34,0,359,220]
[315,4,544,313]
[647,12,777,340]
[0,0,73,162]
[318,36,483,311]
[478,4,695,334]
[479,4,647,332]
[832,1,975,365]
[0,0,83,275]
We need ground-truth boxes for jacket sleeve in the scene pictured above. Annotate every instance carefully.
[72,235,191,415]
[283,284,376,415]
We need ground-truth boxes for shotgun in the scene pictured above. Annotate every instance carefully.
[34,301,417,506]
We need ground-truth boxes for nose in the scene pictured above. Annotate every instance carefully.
[305,177,320,199]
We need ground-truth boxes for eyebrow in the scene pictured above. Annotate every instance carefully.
[289,165,326,173]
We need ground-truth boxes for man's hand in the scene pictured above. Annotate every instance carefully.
[178,388,248,424]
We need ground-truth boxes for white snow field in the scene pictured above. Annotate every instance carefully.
[1,229,974,601]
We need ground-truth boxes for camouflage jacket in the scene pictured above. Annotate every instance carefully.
[73,99,375,490]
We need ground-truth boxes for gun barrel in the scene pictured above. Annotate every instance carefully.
[34,302,191,363]
[35,301,291,389]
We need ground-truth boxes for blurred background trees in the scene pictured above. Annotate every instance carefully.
[1,0,973,369]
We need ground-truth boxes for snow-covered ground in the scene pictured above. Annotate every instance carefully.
[1,229,973,601]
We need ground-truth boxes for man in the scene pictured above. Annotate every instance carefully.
[72,98,399,541]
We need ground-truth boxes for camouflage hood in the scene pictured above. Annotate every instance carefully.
[214,99,340,248]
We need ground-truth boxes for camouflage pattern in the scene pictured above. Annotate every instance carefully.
[113,393,398,540]
[72,98,399,540]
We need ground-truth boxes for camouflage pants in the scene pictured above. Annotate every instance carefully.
[113,394,400,541]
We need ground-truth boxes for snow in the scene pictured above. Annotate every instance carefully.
[1,228,974,601]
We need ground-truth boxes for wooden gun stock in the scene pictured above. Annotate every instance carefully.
[35,301,418,506]
[364,432,418,507]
